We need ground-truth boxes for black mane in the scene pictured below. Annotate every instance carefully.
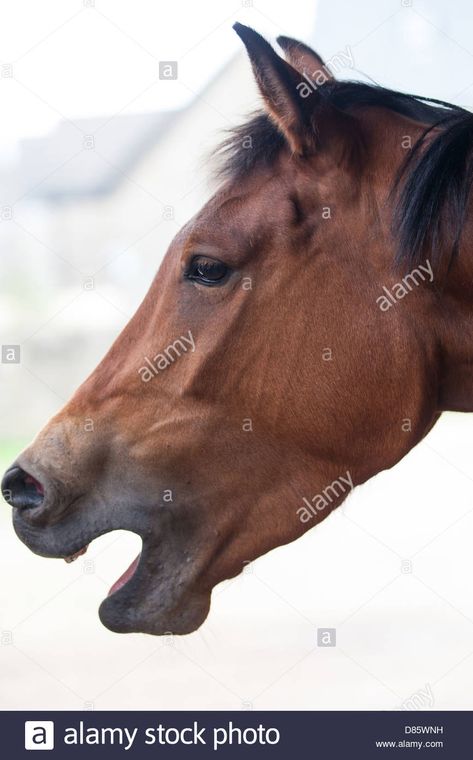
[215,81,473,272]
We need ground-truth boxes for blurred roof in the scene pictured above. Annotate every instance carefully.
[20,110,178,201]
[19,52,241,202]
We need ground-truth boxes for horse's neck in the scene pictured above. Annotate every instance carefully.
[438,269,473,412]
[440,361,473,412]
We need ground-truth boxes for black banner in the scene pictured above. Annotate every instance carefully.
[1,710,466,758]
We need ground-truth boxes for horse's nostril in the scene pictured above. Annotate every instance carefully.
[1,465,45,510]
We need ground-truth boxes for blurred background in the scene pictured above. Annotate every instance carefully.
[2,0,473,710]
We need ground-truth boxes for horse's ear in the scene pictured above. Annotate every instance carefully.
[233,23,315,156]
[277,36,334,84]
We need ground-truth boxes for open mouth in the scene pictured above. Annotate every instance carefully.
[63,541,142,597]
[9,504,144,605]
[6,466,145,602]
[12,504,210,636]
[107,553,141,596]
[4,464,212,634]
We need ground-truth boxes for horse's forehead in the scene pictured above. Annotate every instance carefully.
[195,172,291,231]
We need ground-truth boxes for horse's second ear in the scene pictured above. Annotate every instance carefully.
[233,23,316,156]
[277,36,334,84]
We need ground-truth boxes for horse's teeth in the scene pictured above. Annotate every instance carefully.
[64,545,88,563]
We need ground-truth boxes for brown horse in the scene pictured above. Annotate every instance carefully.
[3,24,473,635]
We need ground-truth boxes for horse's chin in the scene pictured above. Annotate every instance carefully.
[99,542,211,636]
[99,584,211,636]
[12,510,210,636]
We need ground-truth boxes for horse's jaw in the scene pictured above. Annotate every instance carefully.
[98,543,211,636]
[12,504,211,637]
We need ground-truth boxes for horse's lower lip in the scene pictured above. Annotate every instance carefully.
[108,552,141,596]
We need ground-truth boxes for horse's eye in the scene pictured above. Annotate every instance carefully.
[186,256,230,286]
